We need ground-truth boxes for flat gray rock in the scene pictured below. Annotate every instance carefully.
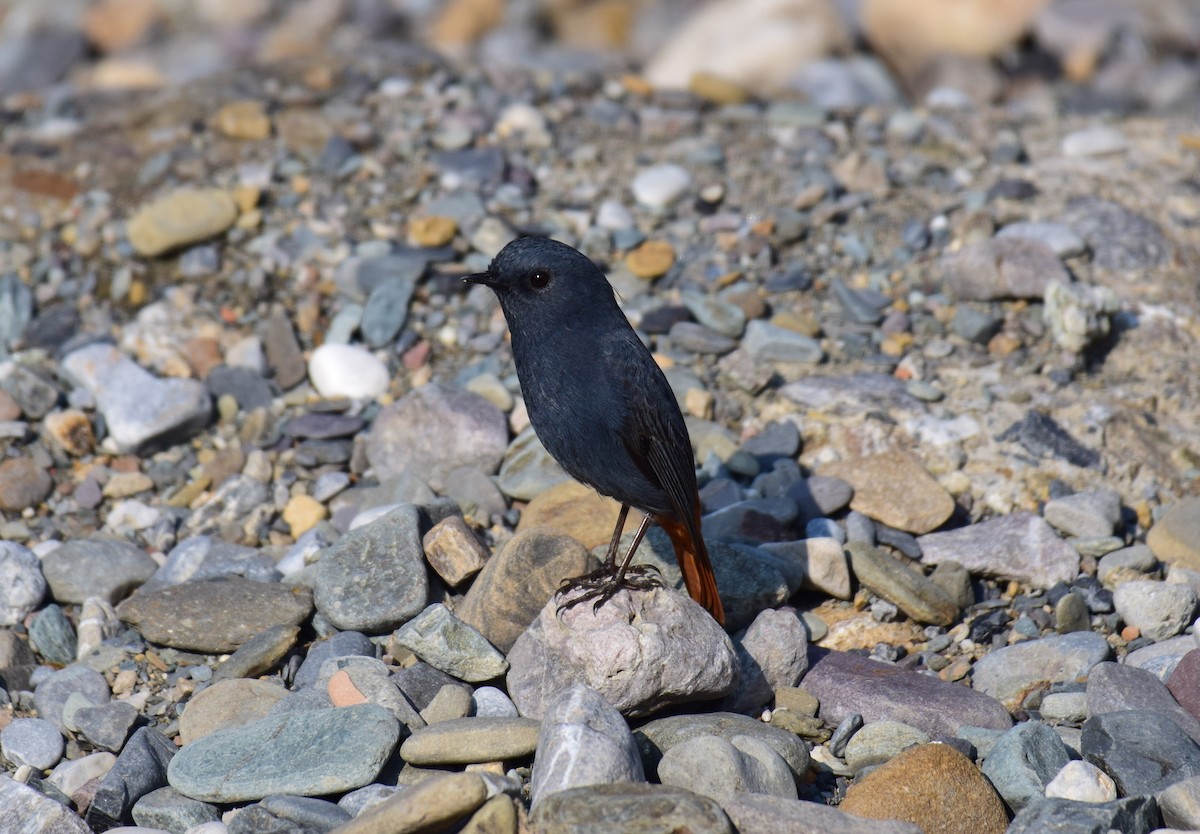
[86,727,177,831]
[314,503,451,633]
[658,734,796,804]
[971,631,1111,709]
[530,683,645,808]
[168,704,400,802]
[141,535,280,593]
[117,576,313,653]
[1085,661,1200,745]
[528,783,732,834]
[980,721,1072,813]
[0,775,92,834]
[40,536,157,605]
[634,712,810,779]
[61,343,211,454]
[722,794,924,834]
[390,602,508,682]
[918,512,1079,590]
[803,650,1012,737]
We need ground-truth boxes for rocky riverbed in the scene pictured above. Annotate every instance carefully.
[3,2,1200,834]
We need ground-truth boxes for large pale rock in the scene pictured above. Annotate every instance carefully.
[507,585,737,719]
[127,188,238,257]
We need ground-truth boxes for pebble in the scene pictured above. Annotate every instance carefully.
[530,783,730,834]
[919,512,1079,590]
[631,164,692,210]
[626,240,677,279]
[1113,580,1198,642]
[332,772,488,834]
[116,576,313,653]
[34,664,112,731]
[179,678,288,744]
[143,535,278,593]
[1062,126,1128,157]
[0,776,92,834]
[0,540,47,625]
[390,602,509,682]
[659,734,796,804]
[314,504,446,633]
[132,786,221,832]
[41,536,158,604]
[1085,661,1200,744]
[127,188,239,257]
[820,451,954,535]
[367,383,508,492]
[979,721,1071,813]
[972,631,1110,709]
[213,99,271,140]
[1,717,65,770]
[1040,691,1088,724]
[457,528,596,653]
[758,537,852,599]
[0,457,52,512]
[530,683,644,807]
[995,221,1087,258]
[399,716,538,765]
[308,343,390,400]
[846,542,958,626]
[723,794,922,834]
[802,650,1012,737]
[741,320,824,364]
[1169,650,1200,721]
[842,720,929,772]
[86,727,177,830]
[422,515,489,587]
[62,344,211,454]
[1044,759,1117,803]
[1148,497,1200,571]
[1061,196,1170,271]
[1159,774,1200,830]
[940,238,1069,301]
[1043,488,1122,538]
[168,704,400,802]
[839,744,1008,834]
[30,603,77,665]
[1081,709,1200,795]
[1007,795,1159,834]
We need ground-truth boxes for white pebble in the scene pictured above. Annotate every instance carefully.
[308,343,390,400]
[596,199,635,231]
[1062,126,1127,157]
[632,164,692,210]
[1045,760,1116,803]
[106,500,162,532]
[225,336,266,373]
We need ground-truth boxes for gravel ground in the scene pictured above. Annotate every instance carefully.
[2,3,1200,834]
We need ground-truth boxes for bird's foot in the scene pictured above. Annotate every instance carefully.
[556,563,663,617]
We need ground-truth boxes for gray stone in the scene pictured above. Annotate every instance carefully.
[41,537,157,606]
[34,664,112,731]
[0,541,45,626]
[1097,544,1157,586]
[1113,580,1197,642]
[658,734,796,804]
[529,783,732,834]
[757,538,851,599]
[1123,634,1196,680]
[1085,661,1200,745]
[132,786,220,833]
[847,542,958,626]
[681,291,746,338]
[1082,709,1200,796]
[72,700,139,752]
[366,383,508,492]
[1007,796,1159,834]
[116,577,313,653]
[1040,691,1088,724]
[919,512,1079,589]
[843,721,930,772]
[443,464,507,521]
[61,343,211,454]
[473,686,519,718]
[530,684,645,807]
[1157,774,1200,830]
[141,536,279,593]
[980,721,1072,813]
[0,775,92,834]
[635,712,809,782]
[723,607,809,714]
[507,585,737,720]
[1061,196,1170,271]
[670,321,738,354]
[996,221,1087,258]
[1054,591,1091,633]
[361,275,418,348]
[399,716,539,765]
[497,426,570,501]
[0,627,38,692]
[294,630,376,689]
[390,603,508,683]
[741,320,823,364]
[260,794,352,830]
[941,237,1069,300]
[1043,489,1122,538]
[314,504,450,633]
[168,704,400,802]
[316,656,424,732]
[213,623,300,683]
[29,604,76,665]
[803,650,1012,737]
[86,727,177,831]
[971,631,1110,710]
[1,717,64,770]
[722,794,924,834]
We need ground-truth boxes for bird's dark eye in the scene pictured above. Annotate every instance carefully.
[528,269,553,290]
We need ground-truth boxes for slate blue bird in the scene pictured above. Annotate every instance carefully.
[464,236,725,624]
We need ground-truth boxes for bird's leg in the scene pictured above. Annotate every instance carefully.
[557,511,662,617]
[600,503,630,569]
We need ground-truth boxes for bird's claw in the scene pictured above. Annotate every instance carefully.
[555,564,663,617]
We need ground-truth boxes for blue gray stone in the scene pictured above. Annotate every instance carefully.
[86,727,177,831]
[980,721,1072,813]
[1082,710,1200,796]
[970,631,1110,709]
[29,603,76,665]
[40,536,158,606]
[1007,796,1159,834]
[1,717,64,770]
[390,603,508,683]
[141,535,280,593]
[0,540,46,626]
[132,786,220,833]
[34,664,111,731]
[168,705,400,802]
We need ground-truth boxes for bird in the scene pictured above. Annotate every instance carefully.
[463,236,725,624]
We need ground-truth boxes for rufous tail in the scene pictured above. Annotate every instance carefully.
[656,513,725,625]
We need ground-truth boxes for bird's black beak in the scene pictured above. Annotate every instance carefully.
[462,271,495,287]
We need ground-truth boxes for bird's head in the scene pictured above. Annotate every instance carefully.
[463,236,616,321]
